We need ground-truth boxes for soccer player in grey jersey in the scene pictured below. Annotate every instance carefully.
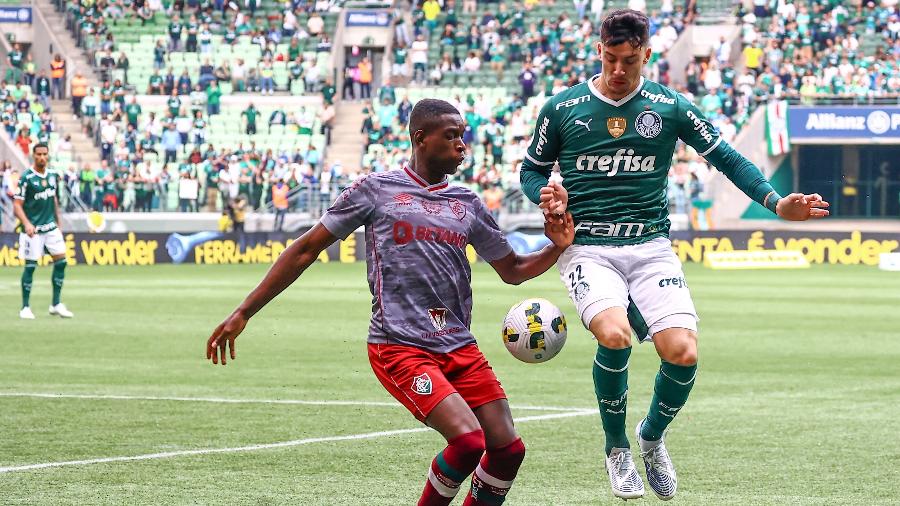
[520,9,829,501]
[208,99,574,506]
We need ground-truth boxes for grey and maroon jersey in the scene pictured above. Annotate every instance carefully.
[320,167,513,353]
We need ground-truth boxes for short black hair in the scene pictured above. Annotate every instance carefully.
[32,142,49,153]
[409,99,461,137]
[600,9,650,48]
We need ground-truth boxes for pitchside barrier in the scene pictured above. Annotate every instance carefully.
[0,230,898,267]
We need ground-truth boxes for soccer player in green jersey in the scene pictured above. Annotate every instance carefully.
[13,143,73,320]
[520,10,829,501]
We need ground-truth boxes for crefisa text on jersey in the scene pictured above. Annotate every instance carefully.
[575,149,656,176]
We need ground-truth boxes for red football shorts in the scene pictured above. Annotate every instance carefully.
[368,343,507,422]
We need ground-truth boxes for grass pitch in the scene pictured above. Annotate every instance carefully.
[1,262,898,505]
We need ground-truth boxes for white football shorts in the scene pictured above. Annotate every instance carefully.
[557,237,698,341]
[19,228,66,261]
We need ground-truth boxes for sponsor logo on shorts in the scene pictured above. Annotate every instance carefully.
[428,308,448,330]
[412,373,433,395]
[658,276,688,288]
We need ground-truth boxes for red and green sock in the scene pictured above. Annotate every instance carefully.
[418,429,485,506]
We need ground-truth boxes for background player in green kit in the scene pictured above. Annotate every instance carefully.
[520,9,830,501]
[13,143,74,320]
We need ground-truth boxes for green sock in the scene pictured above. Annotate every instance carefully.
[641,361,697,442]
[593,344,631,455]
[52,259,67,306]
[22,260,36,308]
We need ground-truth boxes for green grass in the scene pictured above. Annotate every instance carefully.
[1,263,899,505]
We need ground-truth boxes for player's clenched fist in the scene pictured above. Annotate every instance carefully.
[539,181,568,216]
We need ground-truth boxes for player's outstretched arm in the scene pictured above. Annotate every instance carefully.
[775,193,830,221]
[206,223,339,365]
[489,212,574,285]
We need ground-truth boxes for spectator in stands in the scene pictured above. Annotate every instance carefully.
[15,128,31,156]
[5,43,23,84]
[271,178,289,231]
[23,54,35,88]
[342,63,356,99]
[162,123,182,164]
[411,34,429,84]
[169,15,184,51]
[357,57,370,100]
[259,58,275,94]
[179,171,199,212]
[519,62,537,99]
[308,12,324,36]
[50,55,66,100]
[268,108,287,133]
[206,80,222,116]
[319,101,335,145]
[153,40,167,71]
[288,57,304,92]
[35,71,51,110]
[80,89,99,134]
[242,103,260,135]
[177,70,193,96]
[164,68,177,95]
[232,58,247,92]
[199,59,216,90]
[147,69,164,95]
[70,72,88,119]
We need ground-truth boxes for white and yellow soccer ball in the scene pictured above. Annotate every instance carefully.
[502,298,567,363]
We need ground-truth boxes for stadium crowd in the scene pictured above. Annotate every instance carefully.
[3,0,899,226]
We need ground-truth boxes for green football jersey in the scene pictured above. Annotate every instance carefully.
[15,168,60,234]
[523,77,724,246]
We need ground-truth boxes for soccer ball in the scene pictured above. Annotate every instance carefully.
[502,298,567,363]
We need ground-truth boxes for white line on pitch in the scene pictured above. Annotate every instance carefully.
[0,410,597,474]
[0,392,589,413]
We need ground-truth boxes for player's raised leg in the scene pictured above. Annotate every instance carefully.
[637,326,697,500]
[463,399,525,506]
[589,308,644,499]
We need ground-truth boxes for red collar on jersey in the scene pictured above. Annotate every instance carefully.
[404,165,449,192]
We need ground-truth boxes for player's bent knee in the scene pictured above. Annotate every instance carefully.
[487,437,526,470]
[452,429,487,460]
[592,323,632,349]
[668,347,698,367]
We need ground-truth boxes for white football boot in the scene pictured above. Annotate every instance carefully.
[605,447,645,500]
[49,303,74,318]
[19,307,35,319]
[636,419,677,501]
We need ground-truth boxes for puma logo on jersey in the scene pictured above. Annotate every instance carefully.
[574,118,592,132]
[575,149,657,176]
